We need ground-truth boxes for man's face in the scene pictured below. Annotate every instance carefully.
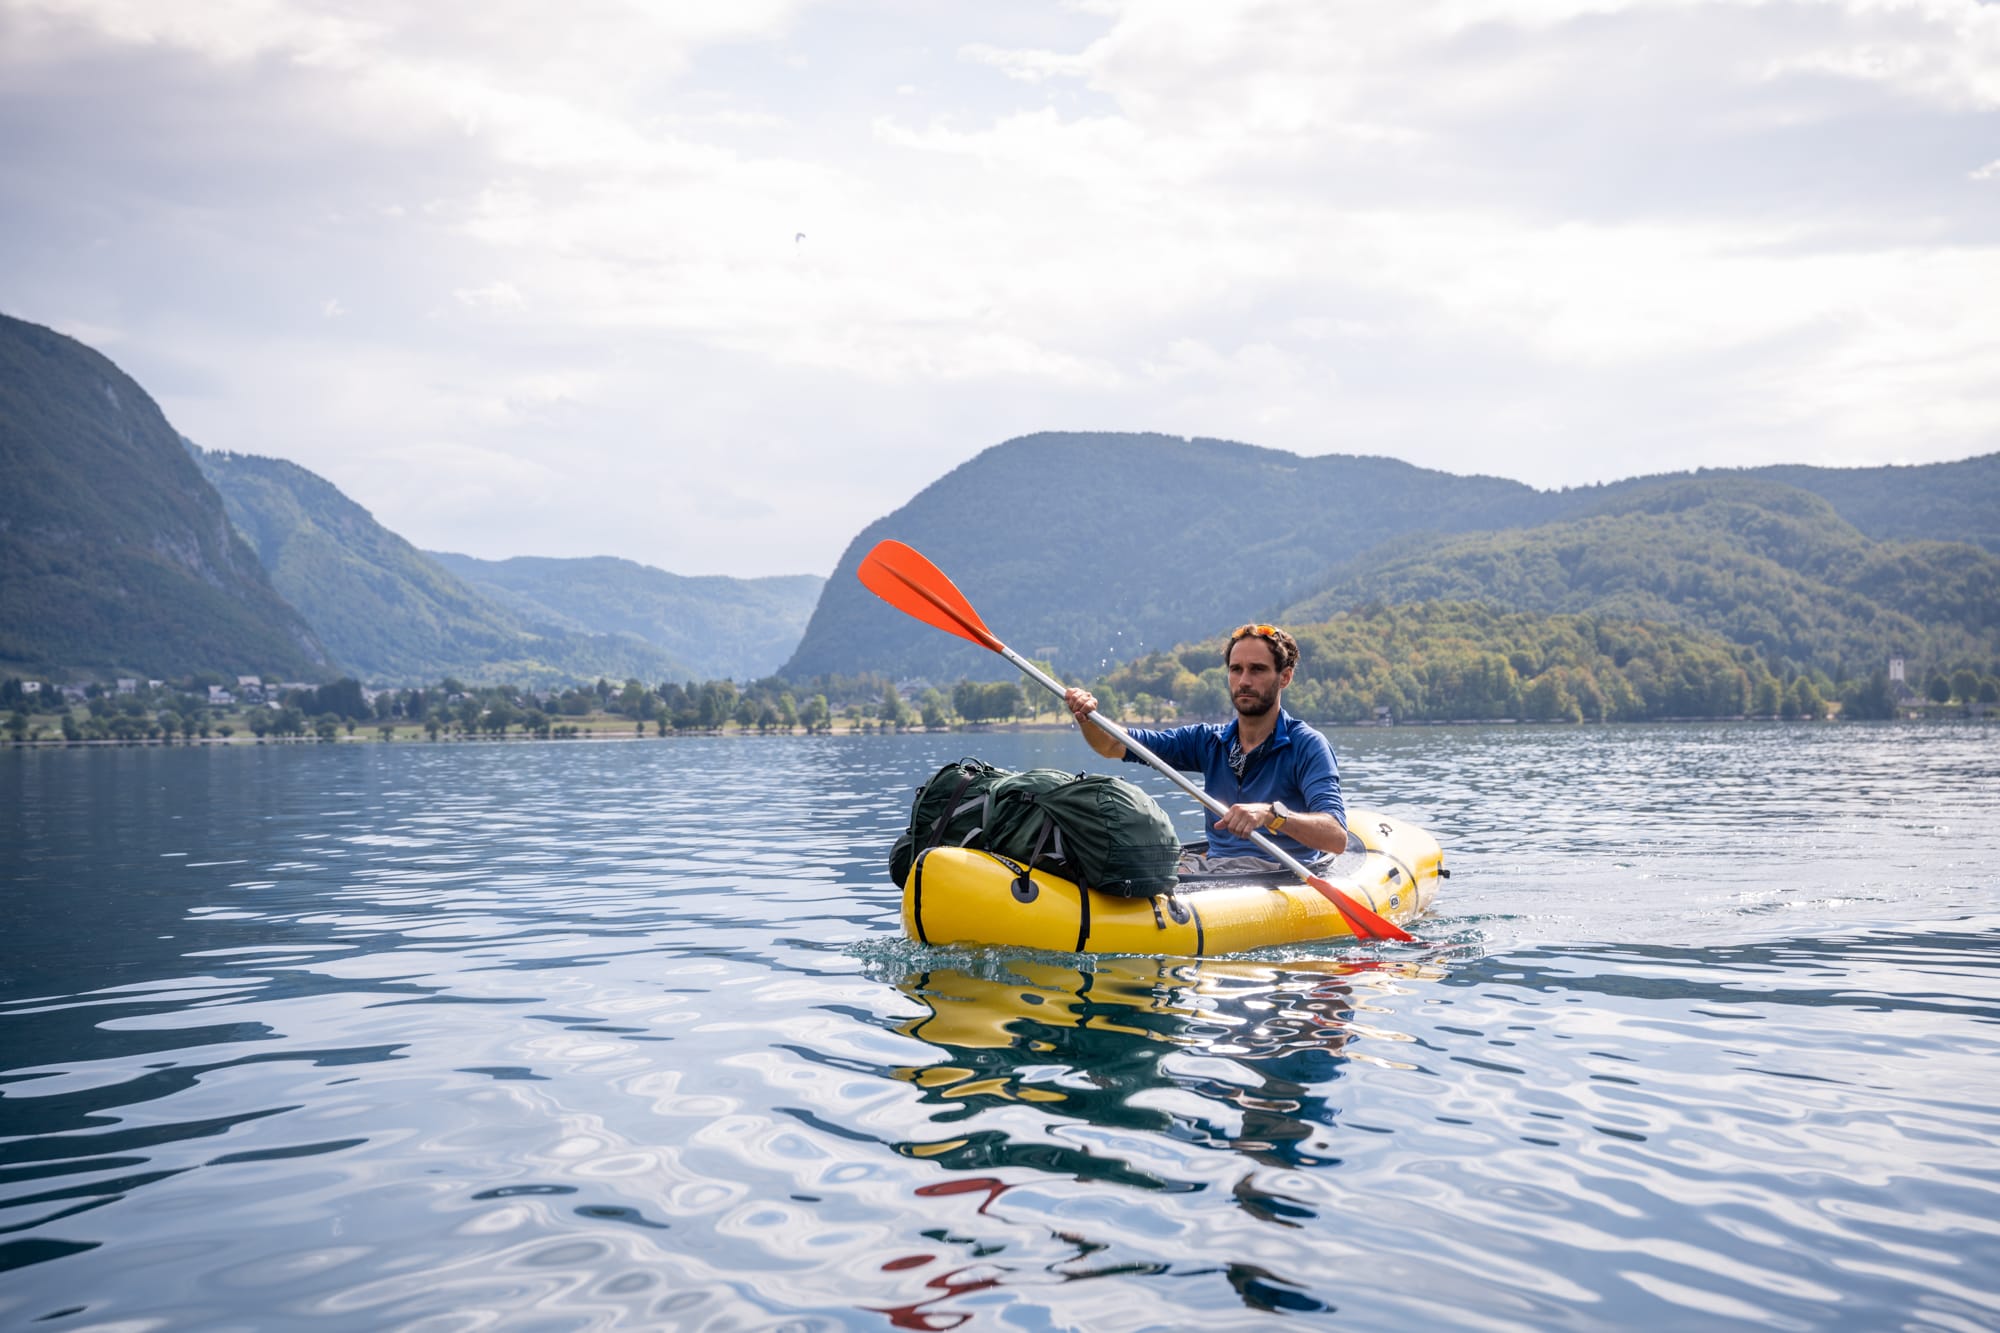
[1226,638,1292,718]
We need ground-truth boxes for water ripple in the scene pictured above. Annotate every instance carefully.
[2,727,1996,1327]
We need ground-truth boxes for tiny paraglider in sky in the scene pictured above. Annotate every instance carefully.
[795,232,805,244]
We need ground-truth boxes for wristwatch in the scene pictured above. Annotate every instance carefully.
[1267,801,1294,832]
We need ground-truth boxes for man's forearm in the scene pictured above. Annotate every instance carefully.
[1282,809,1347,856]
[1077,715,1125,759]
[1064,687,1126,758]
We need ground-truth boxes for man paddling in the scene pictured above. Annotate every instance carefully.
[1064,623,1347,872]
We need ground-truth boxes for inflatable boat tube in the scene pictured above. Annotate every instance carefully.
[902,807,1444,955]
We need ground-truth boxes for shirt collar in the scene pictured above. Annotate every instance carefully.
[1222,707,1293,753]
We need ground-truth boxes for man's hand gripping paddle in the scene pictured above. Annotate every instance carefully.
[857,539,1415,943]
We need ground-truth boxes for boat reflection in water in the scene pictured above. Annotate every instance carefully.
[864,955,1443,1326]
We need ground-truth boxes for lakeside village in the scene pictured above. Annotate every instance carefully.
[0,672,1067,745]
[2,649,1993,746]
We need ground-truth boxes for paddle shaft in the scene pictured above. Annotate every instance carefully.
[997,643,1331,884]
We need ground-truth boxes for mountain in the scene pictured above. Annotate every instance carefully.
[194,448,698,687]
[781,431,1998,685]
[780,432,1539,684]
[1285,477,1999,677]
[426,552,823,682]
[0,313,329,679]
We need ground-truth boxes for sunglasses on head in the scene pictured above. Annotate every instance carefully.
[1230,623,1279,642]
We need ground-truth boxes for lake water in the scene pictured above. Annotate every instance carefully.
[2,724,1997,1330]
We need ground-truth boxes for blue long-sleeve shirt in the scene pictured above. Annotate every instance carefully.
[1121,708,1345,860]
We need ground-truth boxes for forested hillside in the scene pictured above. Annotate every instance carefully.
[427,552,822,682]
[1285,479,1999,680]
[782,432,1540,684]
[1593,456,2000,554]
[0,314,329,678]
[196,449,694,686]
[1102,603,1840,725]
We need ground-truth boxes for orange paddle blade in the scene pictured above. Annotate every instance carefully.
[1306,875,1415,943]
[856,540,1002,652]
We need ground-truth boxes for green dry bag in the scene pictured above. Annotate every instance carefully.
[982,768,1182,898]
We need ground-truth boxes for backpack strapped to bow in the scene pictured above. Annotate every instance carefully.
[889,758,1181,899]
[889,757,1006,888]
[983,768,1181,898]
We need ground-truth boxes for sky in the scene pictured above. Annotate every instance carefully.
[1,0,1996,578]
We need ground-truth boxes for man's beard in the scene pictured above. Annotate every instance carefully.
[1234,685,1278,718]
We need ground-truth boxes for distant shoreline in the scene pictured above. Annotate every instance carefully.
[5,712,1989,751]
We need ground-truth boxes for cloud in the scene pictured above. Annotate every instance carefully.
[0,0,1994,576]
[454,281,524,312]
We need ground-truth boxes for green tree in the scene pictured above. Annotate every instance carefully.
[989,681,1024,721]
[1185,670,1229,719]
[880,682,909,729]
[699,681,737,730]
[1521,671,1582,722]
[1950,668,1979,705]
[1842,671,1895,721]
[1927,673,1952,705]
[918,688,951,730]
[6,710,27,744]
[485,698,519,737]
[800,694,831,733]
[314,678,368,719]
